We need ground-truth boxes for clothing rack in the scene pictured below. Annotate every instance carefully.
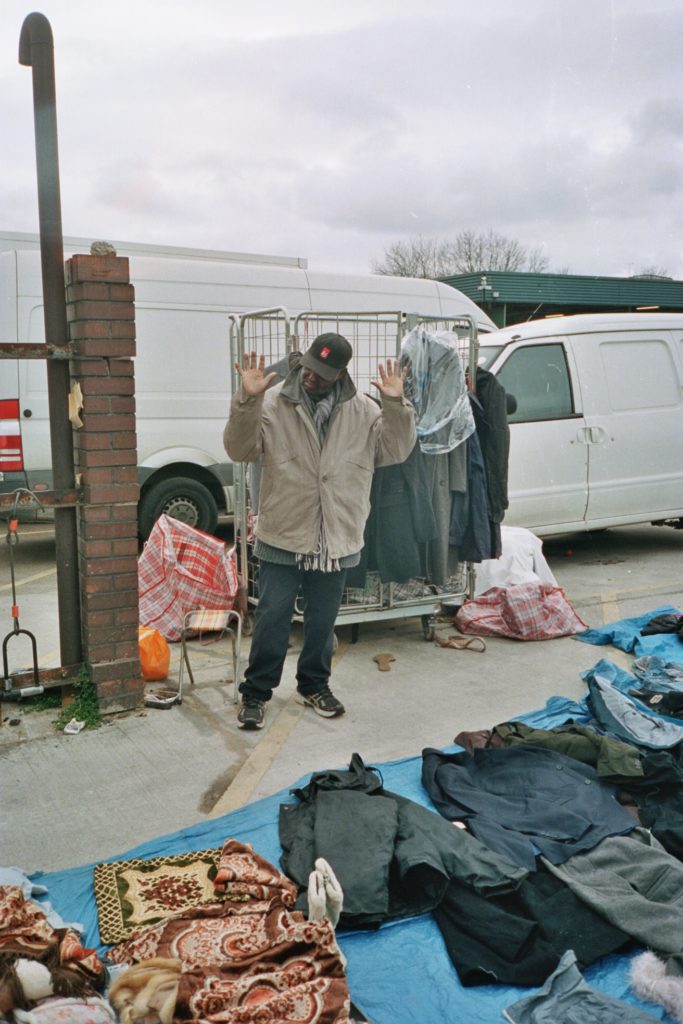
[229,308,479,641]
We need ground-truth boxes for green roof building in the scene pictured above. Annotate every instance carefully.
[440,271,683,328]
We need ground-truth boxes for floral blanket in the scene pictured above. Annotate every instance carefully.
[108,839,351,1023]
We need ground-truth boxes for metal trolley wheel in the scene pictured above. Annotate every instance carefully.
[421,615,436,642]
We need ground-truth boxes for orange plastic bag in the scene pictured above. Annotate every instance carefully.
[138,626,171,681]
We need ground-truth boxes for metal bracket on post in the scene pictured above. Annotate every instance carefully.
[18,13,82,667]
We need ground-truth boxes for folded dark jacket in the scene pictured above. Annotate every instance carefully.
[630,688,683,720]
[434,861,630,987]
[641,613,683,636]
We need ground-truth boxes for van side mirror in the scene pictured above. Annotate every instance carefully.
[506,392,517,416]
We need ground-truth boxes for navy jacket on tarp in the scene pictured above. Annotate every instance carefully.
[421,745,635,872]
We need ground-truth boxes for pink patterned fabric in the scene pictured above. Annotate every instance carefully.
[12,996,116,1023]
[138,515,239,641]
[454,582,587,641]
[0,886,105,989]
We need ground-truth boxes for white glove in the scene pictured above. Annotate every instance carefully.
[314,857,343,928]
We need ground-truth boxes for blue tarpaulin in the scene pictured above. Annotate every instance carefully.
[29,634,682,1023]
[576,604,682,659]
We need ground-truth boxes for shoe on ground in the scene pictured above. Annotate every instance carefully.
[299,686,345,718]
[237,697,266,729]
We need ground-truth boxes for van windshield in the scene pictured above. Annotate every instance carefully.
[478,345,503,369]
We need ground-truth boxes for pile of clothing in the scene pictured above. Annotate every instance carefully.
[0,846,359,1024]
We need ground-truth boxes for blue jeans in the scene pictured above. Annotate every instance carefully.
[240,561,347,703]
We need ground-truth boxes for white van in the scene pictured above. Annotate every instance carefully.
[479,312,683,535]
[0,233,495,536]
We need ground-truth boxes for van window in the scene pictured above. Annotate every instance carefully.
[599,338,680,411]
[496,343,574,423]
[478,345,503,369]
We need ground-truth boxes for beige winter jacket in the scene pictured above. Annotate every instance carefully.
[224,370,416,560]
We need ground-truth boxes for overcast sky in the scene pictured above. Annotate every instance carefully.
[1,0,682,279]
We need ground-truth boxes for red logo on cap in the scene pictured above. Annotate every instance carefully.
[320,346,331,359]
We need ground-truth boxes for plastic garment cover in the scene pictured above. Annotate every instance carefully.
[474,526,558,597]
[400,326,475,454]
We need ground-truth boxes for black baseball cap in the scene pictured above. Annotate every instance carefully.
[300,333,353,381]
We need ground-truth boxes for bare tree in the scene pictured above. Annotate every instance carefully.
[447,230,550,273]
[632,264,671,279]
[371,236,453,278]
[373,230,550,277]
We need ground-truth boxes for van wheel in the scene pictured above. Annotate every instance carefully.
[139,477,218,539]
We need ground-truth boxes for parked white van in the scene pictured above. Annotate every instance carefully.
[0,233,495,536]
[479,312,683,535]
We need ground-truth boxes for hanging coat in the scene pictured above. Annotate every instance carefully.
[347,441,438,586]
[474,367,510,524]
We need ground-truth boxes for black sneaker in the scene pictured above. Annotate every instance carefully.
[237,697,266,729]
[299,686,345,718]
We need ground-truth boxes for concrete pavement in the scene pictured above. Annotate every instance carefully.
[1,521,682,873]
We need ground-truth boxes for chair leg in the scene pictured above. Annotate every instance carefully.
[178,632,197,703]
[230,610,243,704]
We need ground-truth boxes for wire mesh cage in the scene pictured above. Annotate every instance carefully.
[230,308,479,638]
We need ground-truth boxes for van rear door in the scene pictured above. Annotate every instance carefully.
[0,392,24,479]
[490,336,589,531]
[568,329,683,524]
[0,253,28,489]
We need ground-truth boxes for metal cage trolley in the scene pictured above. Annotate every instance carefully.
[230,308,479,642]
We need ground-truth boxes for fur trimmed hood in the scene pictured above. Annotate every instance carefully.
[631,950,683,1023]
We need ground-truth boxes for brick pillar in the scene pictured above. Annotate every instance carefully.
[66,254,144,712]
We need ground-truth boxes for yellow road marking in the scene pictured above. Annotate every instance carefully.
[566,577,681,606]
[599,590,621,626]
[209,636,350,817]
[0,567,57,591]
[209,696,305,817]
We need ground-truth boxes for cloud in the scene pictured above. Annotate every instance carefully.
[2,0,683,279]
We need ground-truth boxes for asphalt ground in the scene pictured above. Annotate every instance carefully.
[1,519,682,873]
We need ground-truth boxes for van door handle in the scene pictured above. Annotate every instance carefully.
[589,426,607,444]
[576,426,607,444]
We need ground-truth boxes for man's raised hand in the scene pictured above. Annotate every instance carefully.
[371,359,407,399]
[236,351,277,396]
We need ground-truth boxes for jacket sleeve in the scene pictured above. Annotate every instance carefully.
[223,388,265,463]
[374,395,417,467]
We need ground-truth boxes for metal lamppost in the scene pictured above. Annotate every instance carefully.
[19,12,82,666]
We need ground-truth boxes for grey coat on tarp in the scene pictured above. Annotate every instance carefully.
[543,827,683,955]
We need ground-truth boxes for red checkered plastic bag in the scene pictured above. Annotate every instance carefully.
[138,514,239,641]
[454,581,587,641]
